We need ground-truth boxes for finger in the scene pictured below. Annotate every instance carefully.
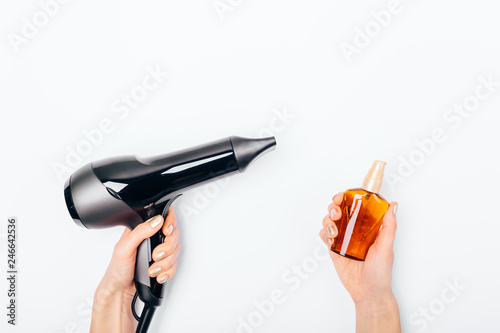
[119,227,131,242]
[162,207,177,237]
[152,228,180,261]
[332,192,344,205]
[321,215,338,238]
[149,244,181,278]
[322,214,334,228]
[375,202,398,252]
[327,222,338,238]
[156,260,178,284]
[327,203,342,220]
[320,229,335,248]
[116,215,164,259]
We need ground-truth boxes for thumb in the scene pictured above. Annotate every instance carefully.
[374,202,398,252]
[118,215,164,258]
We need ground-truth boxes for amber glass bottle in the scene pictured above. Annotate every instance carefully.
[331,161,390,261]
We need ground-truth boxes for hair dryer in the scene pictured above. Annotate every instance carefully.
[63,136,276,333]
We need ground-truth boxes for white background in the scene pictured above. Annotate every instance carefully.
[1,0,499,332]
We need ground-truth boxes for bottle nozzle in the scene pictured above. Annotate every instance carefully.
[361,160,386,194]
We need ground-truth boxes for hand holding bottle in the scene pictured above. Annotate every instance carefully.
[320,192,401,333]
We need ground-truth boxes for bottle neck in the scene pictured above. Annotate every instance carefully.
[361,178,382,194]
[361,160,386,193]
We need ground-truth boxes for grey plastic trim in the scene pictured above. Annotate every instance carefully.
[70,163,143,229]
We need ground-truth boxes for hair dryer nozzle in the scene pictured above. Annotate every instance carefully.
[230,136,276,172]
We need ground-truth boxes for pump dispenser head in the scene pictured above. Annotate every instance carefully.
[361,160,386,194]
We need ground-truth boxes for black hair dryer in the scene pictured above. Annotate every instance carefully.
[63,136,276,333]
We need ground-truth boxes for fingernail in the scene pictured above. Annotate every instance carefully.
[330,208,338,219]
[150,216,163,229]
[324,235,332,246]
[155,251,166,261]
[166,225,174,236]
[327,225,335,237]
[150,267,161,276]
[158,274,169,284]
[393,203,398,215]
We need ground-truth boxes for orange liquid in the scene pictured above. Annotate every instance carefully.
[331,188,389,261]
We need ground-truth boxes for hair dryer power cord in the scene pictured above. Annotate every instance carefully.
[132,291,157,333]
[132,292,141,321]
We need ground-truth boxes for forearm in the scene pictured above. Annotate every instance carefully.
[90,283,136,333]
[355,293,401,333]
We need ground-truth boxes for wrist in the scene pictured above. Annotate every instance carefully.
[354,293,401,333]
[93,287,129,313]
[354,291,396,307]
[93,277,134,314]
[90,278,136,333]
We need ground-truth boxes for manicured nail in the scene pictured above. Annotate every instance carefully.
[393,203,398,215]
[158,274,169,284]
[327,225,335,237]
[149,267,161,276]
[330,208,338,219]
[155,251,166,261]
[166,225,174,236]
[150,216,163,229]
[324,235,332,246]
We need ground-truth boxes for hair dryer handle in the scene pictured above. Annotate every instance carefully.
[133,194,181,308]
[134,231,164,307]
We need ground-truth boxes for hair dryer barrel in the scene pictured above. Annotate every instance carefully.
[64,136,276,230]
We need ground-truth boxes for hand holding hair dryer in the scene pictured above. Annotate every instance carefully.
[63,136,276,333]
